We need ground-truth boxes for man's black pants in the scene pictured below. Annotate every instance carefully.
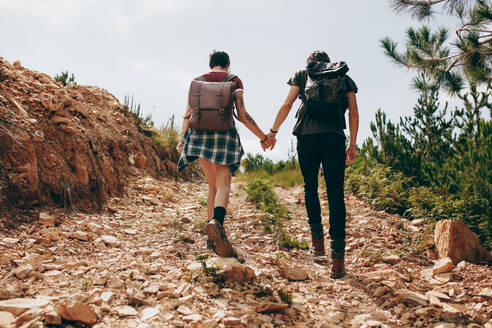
[297,132,346,241]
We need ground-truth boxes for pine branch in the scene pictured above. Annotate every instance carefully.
[380,37,409,66]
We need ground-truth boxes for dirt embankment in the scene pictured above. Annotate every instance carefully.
[0,58,170,213]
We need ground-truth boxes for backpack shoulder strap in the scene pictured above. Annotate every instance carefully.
[222,73,237,82]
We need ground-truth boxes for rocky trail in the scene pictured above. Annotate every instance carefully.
[0,174,491,328]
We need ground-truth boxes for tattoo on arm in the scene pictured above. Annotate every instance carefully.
[238,94,245,108]
[245,112,258,126]
[236,92,258,127]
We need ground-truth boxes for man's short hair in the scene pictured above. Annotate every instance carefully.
[209,50,230,69]
[307,50,331,64]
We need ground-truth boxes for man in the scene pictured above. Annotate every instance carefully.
[266,50,359,278]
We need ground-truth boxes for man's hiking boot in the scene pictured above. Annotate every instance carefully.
[205,219,236,258]
[312,239,325,256]
[330,257,346,279]
[312,238,329,265]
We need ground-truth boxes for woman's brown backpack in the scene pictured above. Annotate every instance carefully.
[188,74,237,131]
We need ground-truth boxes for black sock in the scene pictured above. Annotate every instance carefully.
[213,206,226,225]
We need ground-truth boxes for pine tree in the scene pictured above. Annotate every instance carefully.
[381,0,491,93]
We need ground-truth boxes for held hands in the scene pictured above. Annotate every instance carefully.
[346,144,357,164]
[260,133,276,151]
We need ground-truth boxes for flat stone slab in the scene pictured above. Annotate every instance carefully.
[0,298,50,316]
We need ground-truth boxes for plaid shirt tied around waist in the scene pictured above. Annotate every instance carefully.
[178,127,245,174]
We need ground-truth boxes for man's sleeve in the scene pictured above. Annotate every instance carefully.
[287,71,301,86]
[345,75,358,93]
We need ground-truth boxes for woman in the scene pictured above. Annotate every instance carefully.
[177,50,272,257]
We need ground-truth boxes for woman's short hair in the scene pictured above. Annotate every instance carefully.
[307,50,331,64]
[209,50,230,69]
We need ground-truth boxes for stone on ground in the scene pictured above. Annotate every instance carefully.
[278,264,309,281]
[56,301,97,326]
[0,311,15,328]
[255,302,288,314]
[13,264,33,280]
[205,257,255,283]
[38,212,56,226]
[115,306,138,317]
[434,220,491,264]
[140,307,159,321]
[0,299,49,316]
[432,257,455,275]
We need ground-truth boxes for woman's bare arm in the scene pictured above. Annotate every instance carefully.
[176,105,193,154]
[234,91,267,141]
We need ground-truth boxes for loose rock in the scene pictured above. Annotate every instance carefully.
[56,301,97,326]
[0,311,15,328]
[0,299,49,316]
[432,257,455,275]
[255,302,289,314]
[115,306,138,317]
[278,265,309,281]
[434,220,492,264]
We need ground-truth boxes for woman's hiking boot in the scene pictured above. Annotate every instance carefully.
[330,257,346,279]
[205,219,236,258]
[206,239,215,250]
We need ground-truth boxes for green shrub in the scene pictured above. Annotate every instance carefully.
[120,95,184,168]
[122,94,154,136]
[345,158,412,215]
[359,84,491,247]
[346,158,491,247]
[277,229,309,250]
[150,115,180,163]
[245,178,277,206]
[278,287,293,305]
[54,71,76,86]
[243,177,307,250]
[242,152,298,174]
[237,168,303,188]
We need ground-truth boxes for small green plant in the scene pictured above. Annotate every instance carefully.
[193,220,207,235]
[177,233,195,244]
[277,230,309,250]
[244,177,307,251]
[172,220,184,232]
[275,251,287,260]
[54,71,76,86]
[81,278,90,291]
[263,224,273,234]
[253,285,273,298]
[200,260,225,285]
[122,94,154,137]
[278,287,293,305]
[198,197,207,207]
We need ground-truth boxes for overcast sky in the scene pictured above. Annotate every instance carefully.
[0,0,457,160]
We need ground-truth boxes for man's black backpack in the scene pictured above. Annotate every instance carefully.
[303,61,349,120]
